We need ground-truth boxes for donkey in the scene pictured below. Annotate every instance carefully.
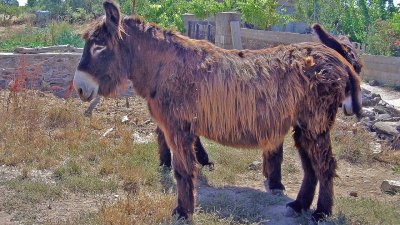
[157,23,364,194]
[73,1,362,222]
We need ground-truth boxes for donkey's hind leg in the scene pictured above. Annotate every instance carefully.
[194,137,214,169]
[156,127,172,168]
[286,126,336,222]
[157,127,213,169]
[286,126,317,217]
[263,143,285,194]
[164,127,197,220]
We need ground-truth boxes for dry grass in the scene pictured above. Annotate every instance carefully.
[332,116,376,164]
[330,197,400,225]
[0,78,399,224]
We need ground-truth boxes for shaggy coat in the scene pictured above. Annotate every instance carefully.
[73,1,362,222]
[157,23,364,194]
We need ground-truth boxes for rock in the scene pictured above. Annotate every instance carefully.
[368,80,380,86]
[248,161,262,170]
[371,93,381,98]
[378,100,387,106]
[370,142,382,154]
[385,105,400,117]
[381,180,400,194]
[375,114,392,121]
[362,88,371,95]
[349,191,358,197]
[121,115,129,123]
[390,136,400,150]
[394,83,400,91]
[373,105,388,114]
[102,127,114,137]
[373,122,400,137]
[362,99,373,107]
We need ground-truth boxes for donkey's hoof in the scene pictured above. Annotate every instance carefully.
[83,110,92,117]
[284,206,300,217]
[172,207,188,220]
[311,211,328,223]
[269,189,284,196]
[204,161,214,171]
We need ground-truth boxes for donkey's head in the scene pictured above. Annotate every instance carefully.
[312,24,363,118]
[312,24,363,74]
[74,0,129,101]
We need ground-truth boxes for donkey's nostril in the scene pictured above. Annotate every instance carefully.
[78,88,83,95]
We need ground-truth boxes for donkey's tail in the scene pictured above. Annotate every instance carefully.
[346,66,362,119]
[312,24,348,59]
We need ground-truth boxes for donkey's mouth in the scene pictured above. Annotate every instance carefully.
[83,90,95,102]
[73,70,99,102]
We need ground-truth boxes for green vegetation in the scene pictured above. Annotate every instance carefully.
[5,179,62,203]
[0,21,83,51]
[295,0,400,56]
[330,197,400,225]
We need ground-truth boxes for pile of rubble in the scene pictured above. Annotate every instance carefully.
[360,88,400,150]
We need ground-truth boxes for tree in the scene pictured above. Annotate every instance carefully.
[2,0,19,6]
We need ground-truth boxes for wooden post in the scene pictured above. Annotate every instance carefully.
[182,13,196,36]
[230,21,243,50]
[215,12,241,49]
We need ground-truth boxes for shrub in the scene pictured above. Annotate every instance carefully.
[366,19,399,56]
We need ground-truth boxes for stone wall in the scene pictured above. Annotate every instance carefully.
[362,55,400,86]
[0,52,135,98]
[240,28,317,49]
[239,28,399,86]
[0,53,81,98]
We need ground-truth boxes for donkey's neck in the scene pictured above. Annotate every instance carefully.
[123,18,208,98]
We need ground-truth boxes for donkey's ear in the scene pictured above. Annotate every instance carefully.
[312,23,348,57]
[104,0,121,28]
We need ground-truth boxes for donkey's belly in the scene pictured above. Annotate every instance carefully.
[198,129,267,149]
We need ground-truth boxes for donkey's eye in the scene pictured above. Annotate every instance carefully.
[91,44,107,56]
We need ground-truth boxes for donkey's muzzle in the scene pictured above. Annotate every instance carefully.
[73,70,99,102]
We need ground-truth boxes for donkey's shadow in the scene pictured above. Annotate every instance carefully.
[159,168,301,224]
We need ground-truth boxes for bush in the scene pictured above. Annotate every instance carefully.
[49,21,83,47]
[0,21,83,52]
[0,3,24,26]
[366,19,400,56]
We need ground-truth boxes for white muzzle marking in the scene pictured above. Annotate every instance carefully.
[342,96,353,116]
[73,70,99,102]
[342,92,362,116]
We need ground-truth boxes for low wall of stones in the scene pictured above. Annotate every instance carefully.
[0,52,134,98]
[240,28,317,49]
[362,55,400,86]
[0,53,81,98]
[239,28,399,86]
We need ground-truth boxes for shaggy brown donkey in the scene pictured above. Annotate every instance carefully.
[156,23,363,193]
[73,1,362,222]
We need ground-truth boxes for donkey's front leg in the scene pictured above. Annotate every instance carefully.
[164,128,197,220]
[310,131,336,222]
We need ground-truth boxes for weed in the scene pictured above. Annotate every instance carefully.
[330,197,400,225]
[332,118,375,164]
[5,179,62,204]
[98,191,178,225]
[199,139,260,186]
[393,165,400,175]
[61,175,117,194]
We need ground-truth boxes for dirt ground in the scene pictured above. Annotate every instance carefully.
[0,91,399,224]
